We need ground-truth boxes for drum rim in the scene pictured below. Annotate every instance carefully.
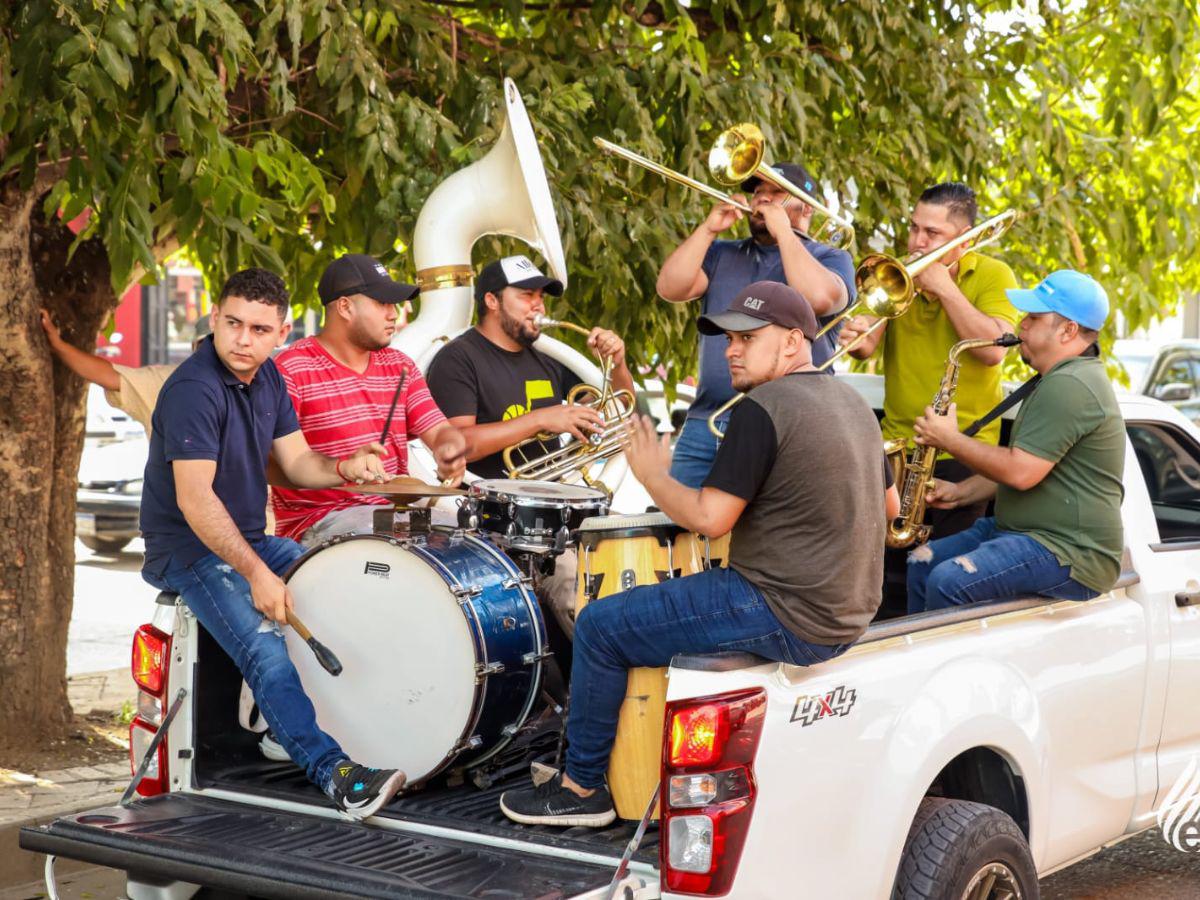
[468,479,608,509]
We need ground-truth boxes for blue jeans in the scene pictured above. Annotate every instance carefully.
[669,417,722,489]
[143,537,345,793]
[906,517,1100,614]
[567,567,848,788]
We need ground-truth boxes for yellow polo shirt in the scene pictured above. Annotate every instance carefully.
[880,251,1019,448]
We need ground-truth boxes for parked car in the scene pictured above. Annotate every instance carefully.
[85,382,146,443]
[75,435,147,553]
[1113,338,1200,423]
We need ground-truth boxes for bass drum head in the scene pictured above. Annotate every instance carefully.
[284,537,477,784]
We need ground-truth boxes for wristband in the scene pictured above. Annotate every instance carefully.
[335,457,347,481]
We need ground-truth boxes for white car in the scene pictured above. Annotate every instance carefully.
[75,435,147,553]
[24,378,1200,898]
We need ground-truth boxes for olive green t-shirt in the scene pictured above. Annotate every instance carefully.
[881,252,1019,449]
[995,356,1126,592]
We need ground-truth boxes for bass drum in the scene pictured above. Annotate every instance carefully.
[283,530,546,786]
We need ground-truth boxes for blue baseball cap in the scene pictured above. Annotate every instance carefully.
[1006,270,1109,331]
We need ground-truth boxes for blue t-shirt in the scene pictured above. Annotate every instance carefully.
[140,337,300,574]
[690,236,856,420]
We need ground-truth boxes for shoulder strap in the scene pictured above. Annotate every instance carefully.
[962,375,1041,438]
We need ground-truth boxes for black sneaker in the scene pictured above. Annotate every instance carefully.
[329,761,406,820]
[500,773,616,827]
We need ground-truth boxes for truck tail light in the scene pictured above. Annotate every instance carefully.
[129,623,172,796]
[132,624,170,696]
[661,688,765,896]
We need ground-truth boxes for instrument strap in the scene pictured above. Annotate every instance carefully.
[962,375,1041,438]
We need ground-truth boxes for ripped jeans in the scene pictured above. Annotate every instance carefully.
[906,517,1099,614]
[566,566,848,789]
[142,537,345,792]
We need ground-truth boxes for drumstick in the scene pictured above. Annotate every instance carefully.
[380,370,408,447]
[286,609,343,677]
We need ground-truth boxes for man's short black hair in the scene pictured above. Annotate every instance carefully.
[218,268,289,314]
[918,182,978,227]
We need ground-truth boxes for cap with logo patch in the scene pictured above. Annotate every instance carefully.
[698,280,818,339]
[318,254,419,305]
[741,161,817,197]
[475,255,564,302]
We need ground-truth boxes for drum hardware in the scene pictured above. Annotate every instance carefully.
[453,585,483,602]
[500,616,517,630]
[523,649,554,665]
[475,661,505,680]
[502,575,535,590]
[372,503,432,536]
[620,569,637,591]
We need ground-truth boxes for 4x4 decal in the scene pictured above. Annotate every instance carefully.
[790,685,857,727]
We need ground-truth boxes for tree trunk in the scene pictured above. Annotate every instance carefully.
[0,183,118,749]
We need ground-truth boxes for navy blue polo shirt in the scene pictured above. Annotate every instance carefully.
[140,337,300,575]
[690,236,857,421]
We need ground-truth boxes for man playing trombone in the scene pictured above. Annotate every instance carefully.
[656,162,855,488]
[838,183,1019,608]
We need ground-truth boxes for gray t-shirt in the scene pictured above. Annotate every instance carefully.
[703,372,886,644]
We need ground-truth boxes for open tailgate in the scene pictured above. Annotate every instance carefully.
[19,793,641,899]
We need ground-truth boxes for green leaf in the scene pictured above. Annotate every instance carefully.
[97,40,132,90]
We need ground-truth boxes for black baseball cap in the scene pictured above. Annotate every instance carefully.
[475,255,564,303]
[698,281,819,339]
[741,161,817,197]
[318,254,419,305]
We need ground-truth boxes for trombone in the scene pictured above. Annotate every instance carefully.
[502,315,635,487]
[595,123,854,249]
[705,208,1016,440]
[815,210,1017,366]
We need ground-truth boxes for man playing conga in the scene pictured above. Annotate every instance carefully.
[499,281,888,826]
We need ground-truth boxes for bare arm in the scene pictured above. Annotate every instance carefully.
[418,420,469,485]
[448,404,604,464]
[624,414,746,537]
[656,201,744,302]
[885,484,901,520]
[925,473,998,509]
[761,206,847,316]
[271,430,388,488]
[913,402,1054,490]
[40,309,120,391]
[174,459,291,623]
[916,266,1012,365]
[838,316,886,360]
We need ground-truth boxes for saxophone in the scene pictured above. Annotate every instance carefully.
[886,334,1022,548]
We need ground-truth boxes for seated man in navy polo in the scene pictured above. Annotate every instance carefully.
[140,268,404,819]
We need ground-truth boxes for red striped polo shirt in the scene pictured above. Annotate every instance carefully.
[272,336,447,540]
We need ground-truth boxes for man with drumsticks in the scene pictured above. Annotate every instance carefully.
[500,281,889,826]
[139,268,407,819]
[426,254,633,638]
[272,254,469,546]
[655,161,856,488]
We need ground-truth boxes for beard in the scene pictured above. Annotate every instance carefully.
[748,215,775,244]
[499,305,538,347]
[349,317,390,352]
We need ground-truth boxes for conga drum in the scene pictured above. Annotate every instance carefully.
[576,513,686,820]
[673,530,731,576]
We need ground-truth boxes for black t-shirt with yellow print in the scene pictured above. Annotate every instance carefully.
[426,327,583,479]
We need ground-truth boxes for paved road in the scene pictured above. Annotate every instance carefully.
[68,538,153,676]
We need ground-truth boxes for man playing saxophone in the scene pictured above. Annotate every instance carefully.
[906,271,1125,612]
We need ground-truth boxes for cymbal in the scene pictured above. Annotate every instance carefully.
[337,476,466,498]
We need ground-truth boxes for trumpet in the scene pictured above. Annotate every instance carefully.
[502,315,634,488]
[595,123,854,249]
[815,210,1017,368]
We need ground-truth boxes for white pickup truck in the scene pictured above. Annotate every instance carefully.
[21,381,1200,899]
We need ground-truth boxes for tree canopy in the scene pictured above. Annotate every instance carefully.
[3,0,1198,381]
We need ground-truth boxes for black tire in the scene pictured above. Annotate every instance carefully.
[79,534,132,554]
[892,797,1038,900]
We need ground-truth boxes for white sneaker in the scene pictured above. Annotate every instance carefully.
[259,731,291,762]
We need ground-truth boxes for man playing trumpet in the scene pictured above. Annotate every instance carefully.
[656,161,855,487]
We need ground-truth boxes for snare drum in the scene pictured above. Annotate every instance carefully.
[283,529,547,787]
[460,479,609,553]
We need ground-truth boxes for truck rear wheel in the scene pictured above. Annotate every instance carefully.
[892,797,1037,900]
